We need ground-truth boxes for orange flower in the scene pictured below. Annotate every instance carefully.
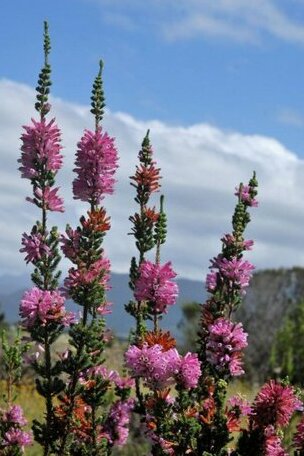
[143,207,159,223]
[130,163,161,193]
[146,419,157,431]
[82,208,111,232]
[143,330,176,351]
[185,407,198,418]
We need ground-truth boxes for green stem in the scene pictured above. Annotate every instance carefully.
[92,404,97,452]
[44,331,53,456]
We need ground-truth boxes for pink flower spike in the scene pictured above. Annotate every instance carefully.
[253,380,300,429]
[134,260,179,314]
[206,318,248,376]
[19,118,63,179]
[104,399,134,446]
[73,128,119,203]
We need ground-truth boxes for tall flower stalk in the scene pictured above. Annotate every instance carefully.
[58,60,133,455]
[126,135,202,455]
[194,173,259,454]
[18,22,71,456]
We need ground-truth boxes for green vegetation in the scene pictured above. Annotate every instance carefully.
[178,301,200,353]
[270,300,304,385]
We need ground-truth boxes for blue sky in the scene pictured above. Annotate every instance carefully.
[2,0,304,155]
[1,0,304,280]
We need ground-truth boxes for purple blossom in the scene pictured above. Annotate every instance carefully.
[235,184,258,207]
[73,128,118,203]
[206,318,248,376]
[27,186,64,212]
[104,399,134,446]
[20,287,75,329]
[221,234,254,251]
[4,428,32,450]
[228,395,252,416]
[4,405,27,426]
[125,343,180,389]
[178,352,201,389]
[125,343,200,390]
[60,227,81,262]
[210,255,254,293]
[205,271,218,293]
[134,261,179,314]
[19,118,63,179]
[20,232,51,264]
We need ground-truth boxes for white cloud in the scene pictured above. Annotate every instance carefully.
[277,108,304,127]
[93,0,304,45]
[1,78,304,282]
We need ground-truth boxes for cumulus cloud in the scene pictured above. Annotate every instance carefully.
[1,78,304,281]
[93,0,304,45]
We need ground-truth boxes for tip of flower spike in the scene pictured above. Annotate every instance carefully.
[43,21,51,62]
[35,21,52,117]
[142,129,150,148]
[91,60,106,129]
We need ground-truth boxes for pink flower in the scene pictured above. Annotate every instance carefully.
[96,301,112,315]
[64,257,110,291]
[210,256,254,293]
[252,380,301,429]
[134,261,178,313]
[125,343,180,389]
[221,234,254,251]
[104,399,134,446]
[235,184,258,207]
[19,118,63,179]
[228,395,252,416]
[114,375,135,391]
[3,405,27,426]
[264,426,288,456]
[206,271,217,292]
[20,232,51,264]
[79,366,118,389]
[20,287,75,329]
[293,415,304,451]
[60,227,81,262]
[206,318,248,376]
[73,128,118,203]
[27,186,64,212]
[178,352,201,389]
[4,428,32,449]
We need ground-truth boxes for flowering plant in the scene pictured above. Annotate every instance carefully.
[2,20,304,456]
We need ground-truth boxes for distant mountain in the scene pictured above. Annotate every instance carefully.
[0,272,206,339]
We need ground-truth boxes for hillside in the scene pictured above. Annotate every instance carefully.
[238,267,304,381]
